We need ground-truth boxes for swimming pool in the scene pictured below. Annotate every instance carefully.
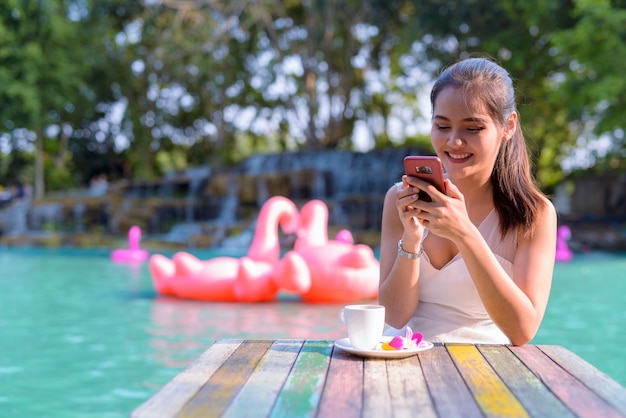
[532,251,626,383]
[0,248,624,417]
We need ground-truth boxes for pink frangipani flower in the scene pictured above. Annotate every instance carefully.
[382,327,423,350]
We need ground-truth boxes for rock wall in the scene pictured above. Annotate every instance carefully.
[8,148,424,248]
[4,149,625,251]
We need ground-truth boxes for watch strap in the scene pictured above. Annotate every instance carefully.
[397,239,423,259]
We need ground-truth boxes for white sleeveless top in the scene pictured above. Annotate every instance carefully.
[385,209,517,344]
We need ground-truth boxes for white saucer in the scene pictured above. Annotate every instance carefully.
[334,336,434,359]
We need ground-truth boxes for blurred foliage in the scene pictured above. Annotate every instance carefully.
[549,0,626,173]
[0,0,624,197]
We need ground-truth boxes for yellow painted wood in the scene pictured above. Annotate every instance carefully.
[447,344,529,418]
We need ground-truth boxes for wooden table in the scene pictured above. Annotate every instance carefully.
[132,339,626,418]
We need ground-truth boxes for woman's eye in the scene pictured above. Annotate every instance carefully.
[437,125,450,131]
[467,127,484,133]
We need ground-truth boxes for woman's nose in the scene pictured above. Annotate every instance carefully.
[447,131,465,147]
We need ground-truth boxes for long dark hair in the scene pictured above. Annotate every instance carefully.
[430,57,545,238]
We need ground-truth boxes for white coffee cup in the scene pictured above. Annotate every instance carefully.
[339,304,385,350]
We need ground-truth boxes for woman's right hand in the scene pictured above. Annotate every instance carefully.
[395,176,426,247]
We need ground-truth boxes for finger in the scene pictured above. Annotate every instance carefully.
[443,179,461,199]
[400,176,412,190]
[405,176,435,199]
[397,188,420,209]
[398,179,421,200]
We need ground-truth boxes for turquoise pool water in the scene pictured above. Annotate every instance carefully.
[532,251,626,381]
[0,248,625,417]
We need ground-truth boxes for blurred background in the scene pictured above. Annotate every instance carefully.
[1,0,624,251]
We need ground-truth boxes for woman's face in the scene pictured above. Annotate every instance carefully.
[430,86,511,185]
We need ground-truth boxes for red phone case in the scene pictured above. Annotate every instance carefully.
[403,156,446,201]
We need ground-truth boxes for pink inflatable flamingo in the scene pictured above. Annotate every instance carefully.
[293,199,354,250]
[149,196,300,301]
[556,225,573,263]
[232,255,306,302]
[111,225,149,262]
[274,199,380,303]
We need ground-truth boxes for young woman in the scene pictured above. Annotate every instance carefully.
[378,57,557,346]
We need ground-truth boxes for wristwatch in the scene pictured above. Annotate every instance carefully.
[397,239,423,259]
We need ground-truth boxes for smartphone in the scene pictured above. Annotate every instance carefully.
[403,156,447,202]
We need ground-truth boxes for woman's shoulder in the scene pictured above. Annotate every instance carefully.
[517,195,557,244]
[384,182,402,200]
[538,195,557,221]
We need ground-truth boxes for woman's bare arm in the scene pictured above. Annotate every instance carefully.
[449,197,557,345]
[378,183,423,328]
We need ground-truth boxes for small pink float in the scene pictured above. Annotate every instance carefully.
[111,225,149,262]
[555,225,573,263]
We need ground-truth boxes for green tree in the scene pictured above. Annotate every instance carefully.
[549,0,626,172]
[138,2,271,169]
[0,1,84,197]
[127,0,420,167]
[245,0,421,150]
[2,0,626,195]
[65,0,147,181]
[385,0,580,188]
[0,0,142,194]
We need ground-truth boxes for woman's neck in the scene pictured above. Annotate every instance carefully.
[454,176,494,222]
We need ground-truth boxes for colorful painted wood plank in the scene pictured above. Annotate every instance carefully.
[538,345,626,415]
[177,340,273,418]
[477,345,575,418]
[131,340,626,418]
[447,344,528,418]
[223,340,304,418]
[385,355,437,417]
[419,344,483,417]
[131,339,242,418]
[363,358,392,417]
[317,347,364,417]
[511,345,624,418]
[270,340,333,418]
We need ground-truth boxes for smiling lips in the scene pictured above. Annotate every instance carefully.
[447,152,471,161]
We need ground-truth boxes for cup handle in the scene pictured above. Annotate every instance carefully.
[339,308,346,323]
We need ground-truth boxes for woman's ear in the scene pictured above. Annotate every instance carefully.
[503,111,518,140]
